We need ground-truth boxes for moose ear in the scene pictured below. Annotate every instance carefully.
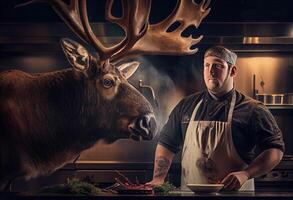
[117,61,140,79]
[60,38,90,72]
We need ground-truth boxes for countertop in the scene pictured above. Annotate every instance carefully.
[2,191,293,200]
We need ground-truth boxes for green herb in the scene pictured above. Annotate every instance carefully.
[38,178,102,196]
[153,182,176,194]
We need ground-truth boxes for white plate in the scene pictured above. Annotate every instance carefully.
[187,183,224,193]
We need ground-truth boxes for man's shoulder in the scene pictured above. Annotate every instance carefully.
[235,90,268,111]
[183,91,205,102]
[173,91,205,114]
[179,91,205,107]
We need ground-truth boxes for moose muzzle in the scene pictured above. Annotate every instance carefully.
[128,114,157,141]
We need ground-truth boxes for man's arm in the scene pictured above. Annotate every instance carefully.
[147,144,175,186]
[222,148,283,190]
[245,148,283,178]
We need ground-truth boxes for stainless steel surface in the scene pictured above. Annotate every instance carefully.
[235,54,293,97]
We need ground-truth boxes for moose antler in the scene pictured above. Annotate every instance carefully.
[111,0,211,61]
[18,0,210,62]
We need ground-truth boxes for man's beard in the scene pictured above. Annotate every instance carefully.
[208,79,220,92]
[208,73,230,95]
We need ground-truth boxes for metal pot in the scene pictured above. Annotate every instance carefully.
[256,93,293,105]
[283,93,293,105]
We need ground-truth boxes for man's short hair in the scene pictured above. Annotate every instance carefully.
[204,46,237,65]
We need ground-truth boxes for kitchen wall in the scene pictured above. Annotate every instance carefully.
[1,0,293,162]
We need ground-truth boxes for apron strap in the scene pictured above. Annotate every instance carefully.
[190,99,203,122]
[181,99,203,158]
[227,90,236,123]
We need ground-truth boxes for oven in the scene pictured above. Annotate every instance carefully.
[254,108,293,190]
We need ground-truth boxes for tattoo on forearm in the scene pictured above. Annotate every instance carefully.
[154,156,171,178]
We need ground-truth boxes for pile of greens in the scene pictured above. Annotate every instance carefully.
[153,182,176,194]
[38,178,102,196]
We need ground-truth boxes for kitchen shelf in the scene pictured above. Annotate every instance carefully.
[267,105,293,110]
[266,105,293,116]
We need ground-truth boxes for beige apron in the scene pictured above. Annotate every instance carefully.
[181,91,254,191]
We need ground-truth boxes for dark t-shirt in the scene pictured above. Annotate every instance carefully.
[158,89,285,164]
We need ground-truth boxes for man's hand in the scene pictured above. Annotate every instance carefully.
[221,171,250,191]
[145,179,164,186]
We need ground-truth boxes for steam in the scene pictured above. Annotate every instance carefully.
[129,57,185,132]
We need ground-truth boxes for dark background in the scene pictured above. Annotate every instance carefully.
[0,0,293,23]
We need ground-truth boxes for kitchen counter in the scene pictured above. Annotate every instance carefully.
[10,161,293,192]
[2,191,293,200]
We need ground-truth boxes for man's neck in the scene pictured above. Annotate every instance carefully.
[208,88,234,100]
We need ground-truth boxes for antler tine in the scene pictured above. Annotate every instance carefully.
[200,0,212,12]
[158,0,211,29]
[197,0,212,26]
[106,0,151,62]
[53,0,91,42]
[106,0,150,37]
[111,0,211,61]
[79,0,151,61]
[105,0,127,32]
[79,0,111,60]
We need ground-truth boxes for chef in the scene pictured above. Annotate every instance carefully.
[147,46,284,191]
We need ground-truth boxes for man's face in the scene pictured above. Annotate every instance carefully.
[203,56,235,95]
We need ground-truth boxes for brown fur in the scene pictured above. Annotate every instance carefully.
[0,66,154,190]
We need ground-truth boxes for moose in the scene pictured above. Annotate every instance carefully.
[0,0,211,191]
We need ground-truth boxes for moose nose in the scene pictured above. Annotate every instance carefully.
[137,114,157,140]
[128,114,157,141]
[143,115,156,133]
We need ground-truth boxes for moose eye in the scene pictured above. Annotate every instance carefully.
[102,78,114,88]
